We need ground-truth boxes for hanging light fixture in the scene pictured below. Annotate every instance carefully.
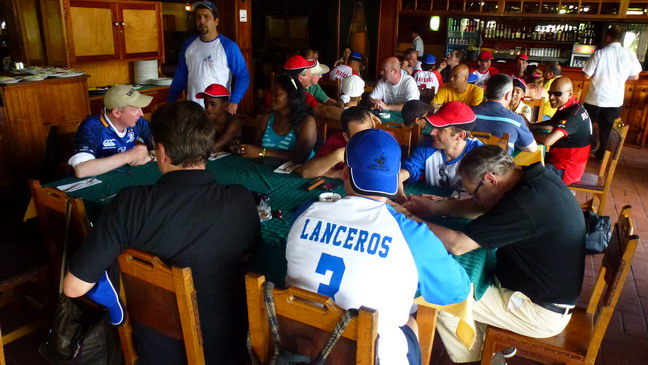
[185,2,191,12]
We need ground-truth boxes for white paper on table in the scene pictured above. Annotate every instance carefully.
[274,161,301,174]
[57,178,102,192]
[208,152,230,161]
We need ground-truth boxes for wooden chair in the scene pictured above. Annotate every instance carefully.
[419,86,436,104]
[471,131,510,151]
[481,205,639,365]
[569,119,628,215]
[0,327,4,365]
[318,78,341,102]
[39,119,81,182]
[524,97,545,124]
[117,249,205,365]
[246,273,378,364]
[0,180,90,345]
[376,122,415,157]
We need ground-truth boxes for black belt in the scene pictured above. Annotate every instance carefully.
[535,302,575,315]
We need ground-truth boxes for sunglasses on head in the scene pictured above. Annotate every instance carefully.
[548,91,565,97]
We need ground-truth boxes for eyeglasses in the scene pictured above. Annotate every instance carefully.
[438,164,450,187]
[469,179,485,198]
[548,90,567,97]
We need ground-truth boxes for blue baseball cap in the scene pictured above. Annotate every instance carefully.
[86,271,125,326]
[349,52,363,62]
[422,54,436,64]
[467,73,479,83]
[345,129,401,198]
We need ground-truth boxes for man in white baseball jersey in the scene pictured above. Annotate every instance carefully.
[286,128,471,365]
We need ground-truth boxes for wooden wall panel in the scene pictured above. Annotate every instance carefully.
[40,0,70,66]
[70,7,116,56]
[377,0,400,80]
[78,61,132,88]
[123,9,159,54]
[234,0,253,115]
[14,0,46,65]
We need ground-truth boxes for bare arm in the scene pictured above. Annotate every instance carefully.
[519,139,538,152]
[63,271,95,298]
[583,73,592,80]
[432,103,442,111]
[313,104,343,121]
[295,147,345,178]
[628,74,640,81]
[375,99,406,112]
[424,223,482,255]
[401,194,485,220]
[323,98,338,106]
[73,144,150,178]
[533,129,564,147]
[240,115,318,164]
[224,103,239,115]
[396,169,411,202]
[213,116,243,152]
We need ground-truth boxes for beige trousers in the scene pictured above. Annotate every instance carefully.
[436,281,573,363]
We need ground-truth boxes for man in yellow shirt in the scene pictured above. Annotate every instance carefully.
[542,63,562,120]
[432,64,484,111]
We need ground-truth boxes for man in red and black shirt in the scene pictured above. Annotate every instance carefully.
[533,77,592,185]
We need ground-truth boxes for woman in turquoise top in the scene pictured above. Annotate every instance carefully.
[237,74,317,164]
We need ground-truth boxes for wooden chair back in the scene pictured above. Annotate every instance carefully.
[471,131,510,151]
[524,97,545,124]
[117,249,205,365]
[246,273,378,364]
[0,328,4,365]
[419,85,435,104]
[376,122,416,157]
[481,205,639,365]
[318,78,341,102]
[569,119,628,214]
[29,179,90,284]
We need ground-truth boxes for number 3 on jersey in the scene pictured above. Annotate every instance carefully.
[315,253,346,300]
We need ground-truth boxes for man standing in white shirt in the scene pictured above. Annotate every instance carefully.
[583,26,642,160]
[411,27,424,58]
[168,1,249,114]
[368,57,420,112]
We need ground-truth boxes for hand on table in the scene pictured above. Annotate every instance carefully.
[373,99,388,111]
[235,144,262,158]
[126,144,152,166]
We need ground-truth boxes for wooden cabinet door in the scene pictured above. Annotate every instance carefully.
[66,0,121,63]
[118,1,163,61]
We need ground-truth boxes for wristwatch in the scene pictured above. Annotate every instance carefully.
[259,148,266,158]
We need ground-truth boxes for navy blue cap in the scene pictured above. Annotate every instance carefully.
[345,129,401,198]
[86,271,125,326]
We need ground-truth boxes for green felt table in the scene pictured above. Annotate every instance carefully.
[48,155,494,299]
[370,110,404,124]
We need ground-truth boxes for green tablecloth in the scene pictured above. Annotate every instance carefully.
[370,110,405,124]
[48,155,494,299]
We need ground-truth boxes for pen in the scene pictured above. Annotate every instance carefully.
[307,178,325,191]
[114,169,134,175]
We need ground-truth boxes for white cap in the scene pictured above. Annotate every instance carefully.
[310,61,330,76]
[340,75,365,98]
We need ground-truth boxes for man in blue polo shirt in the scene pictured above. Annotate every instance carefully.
[398,101,483,198]
[472,74,537,154]
[68,84,153,178]
[286,129,471,365]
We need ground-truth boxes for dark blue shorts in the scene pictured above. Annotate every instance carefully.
[400,325,422,365]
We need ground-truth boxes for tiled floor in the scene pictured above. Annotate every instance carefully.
[2,147,648,364]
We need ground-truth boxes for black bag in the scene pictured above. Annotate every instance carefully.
[38,199,122,365]
[39,296,121,365]
[583,209,612,254]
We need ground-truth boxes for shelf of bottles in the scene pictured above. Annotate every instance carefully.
[483,21,597,44]
[447,18,481,50]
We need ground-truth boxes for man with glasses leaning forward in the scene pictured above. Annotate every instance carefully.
[533,77,592,185]
[397,101,483,201]
[402,145,586,364]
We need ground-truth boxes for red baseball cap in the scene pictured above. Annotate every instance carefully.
[478,51,494,60]
[283,55,316,71]
[195,84,229,99]
[516,54,529,61]
[425,101,476,131]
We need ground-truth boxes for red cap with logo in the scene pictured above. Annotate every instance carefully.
[516,53,529,61]
[478,51,494,60]
[195,84,230,99]
[283,55,317,71]
[425,101,476,131]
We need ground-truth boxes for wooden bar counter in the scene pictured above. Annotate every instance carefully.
[0,75,90,188]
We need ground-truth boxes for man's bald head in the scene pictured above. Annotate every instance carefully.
[548,77,574,109]
[381,57,403,85]
[450,64,469,90]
